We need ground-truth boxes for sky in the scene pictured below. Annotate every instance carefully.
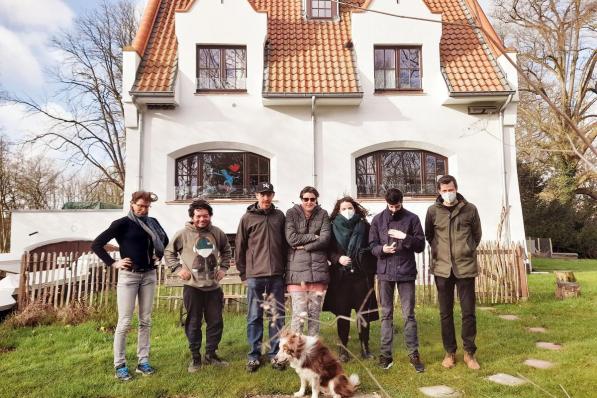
[0,0,495,146]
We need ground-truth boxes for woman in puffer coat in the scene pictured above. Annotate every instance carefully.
[285,186,331,336]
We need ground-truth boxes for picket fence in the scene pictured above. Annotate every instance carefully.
[17,242,528,311]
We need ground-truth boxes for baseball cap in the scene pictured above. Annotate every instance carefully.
[256,182,275,193]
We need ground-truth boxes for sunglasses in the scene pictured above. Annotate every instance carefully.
[301,197,317,203]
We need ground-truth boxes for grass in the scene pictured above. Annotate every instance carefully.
[531,257,597,272]
[1,260,597,397]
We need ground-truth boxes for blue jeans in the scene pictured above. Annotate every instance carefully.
[246,276,285,361]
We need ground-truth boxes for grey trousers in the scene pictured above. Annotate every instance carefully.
[379,280,419,358]
[113,269,156,368]
[289,291,325,336]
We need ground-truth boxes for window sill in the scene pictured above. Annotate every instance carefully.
[373,90,426,96]
[358,196,436,203]
[166,199,277,205]
[195,90,248,95]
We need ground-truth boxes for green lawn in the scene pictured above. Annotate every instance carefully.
[531,257,597,272]
[1,262,597,397]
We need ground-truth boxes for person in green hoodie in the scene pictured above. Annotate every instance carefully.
[425,175,482,370]
[164,199,232,373]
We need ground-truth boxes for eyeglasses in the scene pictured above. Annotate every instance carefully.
[301,197,317,203]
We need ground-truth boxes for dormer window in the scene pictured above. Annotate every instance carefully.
[307,0,338,19]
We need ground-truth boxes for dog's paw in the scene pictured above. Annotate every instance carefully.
[293,391,305,397]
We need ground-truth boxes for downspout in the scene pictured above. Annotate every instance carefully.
[499,93,514,242]
[138,109,145,190]
[311,95,318,187]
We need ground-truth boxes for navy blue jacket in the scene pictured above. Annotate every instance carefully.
[369,207,425,282]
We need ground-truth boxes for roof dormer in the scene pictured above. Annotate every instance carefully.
[306,0,338,19]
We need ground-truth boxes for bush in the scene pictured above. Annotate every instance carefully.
[5,301,57,328]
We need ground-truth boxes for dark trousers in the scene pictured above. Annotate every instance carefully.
[434,272,477,354]
[246,276,285,361]
[183,285,224,358]
[379,280,419,358]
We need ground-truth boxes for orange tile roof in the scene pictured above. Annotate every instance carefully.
[131,0,511,95]
[424,0,511,93]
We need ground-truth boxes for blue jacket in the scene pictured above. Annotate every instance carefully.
[369,207,425,282]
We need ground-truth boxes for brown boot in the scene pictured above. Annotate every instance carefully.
[441,352,456,369]
[464,352,480,370]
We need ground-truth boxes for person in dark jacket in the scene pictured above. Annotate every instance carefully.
[164,199,231,372]
[285,186,331,337]
[369,188,425,372]
[91,191,168,381]
[322,196,378,362]
[425,175,482,370]
[235,182,287,373]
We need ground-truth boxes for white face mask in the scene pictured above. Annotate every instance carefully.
[441,191,457,204]
[340,209,355,220]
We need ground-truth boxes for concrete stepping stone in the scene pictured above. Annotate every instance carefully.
[498,314,520,321]
[478,306,496,311]
[536,342,562,350]
[486,373,528,386]
[527,327,547,333]
[524,359,555,369]
[419,385,461,397]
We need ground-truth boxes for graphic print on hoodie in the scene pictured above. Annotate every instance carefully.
[191,236,219,282]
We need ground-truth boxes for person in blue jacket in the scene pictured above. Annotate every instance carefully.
[369,188,425,372]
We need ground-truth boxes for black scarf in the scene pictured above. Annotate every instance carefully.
[332,215,365,261]
[127,210,167,259]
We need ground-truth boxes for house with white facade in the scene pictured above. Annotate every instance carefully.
[10,0,525,256]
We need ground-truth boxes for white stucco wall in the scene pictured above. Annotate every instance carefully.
[9,1,526,255]
[9,210,123,255]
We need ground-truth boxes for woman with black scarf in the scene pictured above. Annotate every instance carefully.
[323,196,379,362]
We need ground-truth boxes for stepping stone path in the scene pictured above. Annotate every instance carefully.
[478,306,496,311]
[524,359,555,369]
[527,327,547,333]
[486,373,528,386]
[419,385,461,397]
[498,314,520,321]
[536,342,562,350]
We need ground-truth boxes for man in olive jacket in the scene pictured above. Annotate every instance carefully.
[235,182,287,373]
[425,175,482,370]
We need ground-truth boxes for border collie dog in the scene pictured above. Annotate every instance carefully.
[276,329,360,398]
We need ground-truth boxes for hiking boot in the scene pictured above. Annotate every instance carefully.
[442,352,456,369]
[188,356,202,373]
[378,355,393,370]
[360,342,374,360]
[338,347,350,363]
[409,352,425,373]
[135,362,155,376]
[204,352,229,367]
[115,365,132,381]
[270,357,287,371]
[464,352,480,370]
[246,359,261,373]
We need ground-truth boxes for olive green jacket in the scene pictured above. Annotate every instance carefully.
[424,194,482,278]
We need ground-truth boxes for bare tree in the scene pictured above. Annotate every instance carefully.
[0,135,18,252]
[494,0,597,202]
[0,0,139,195]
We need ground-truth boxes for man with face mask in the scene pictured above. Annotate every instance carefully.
[369,188,426,372]
[164,199,231,372]
[425,175,482,370]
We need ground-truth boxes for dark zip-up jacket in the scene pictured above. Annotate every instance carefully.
[91,216,168,272]
[235,202,287,281]
[424,194,482,278]
[369,207,425,282]
[285,204,331,284]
